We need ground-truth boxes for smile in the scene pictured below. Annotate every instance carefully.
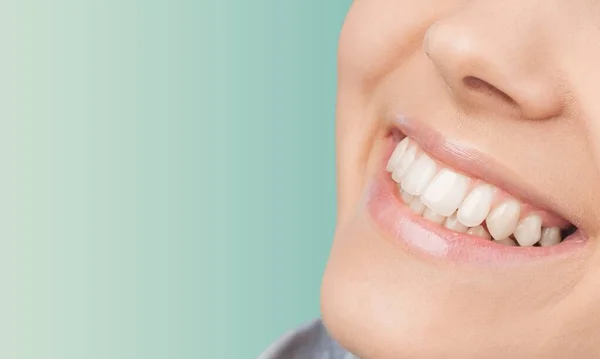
[387,135,576,247]
[366,116,587,264]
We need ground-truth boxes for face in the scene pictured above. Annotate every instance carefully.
[321,1,600,358]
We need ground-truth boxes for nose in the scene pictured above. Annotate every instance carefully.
[424,6,564,120]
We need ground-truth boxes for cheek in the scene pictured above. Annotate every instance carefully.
[337,0,456,88]
[335,0,459,221]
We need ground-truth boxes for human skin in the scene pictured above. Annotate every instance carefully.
[320,1,600,358]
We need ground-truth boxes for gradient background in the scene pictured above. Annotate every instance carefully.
[3,0,351,358]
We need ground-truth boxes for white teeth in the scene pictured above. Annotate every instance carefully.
[400,189,414,204]
[514,215,542,247]
[387,137,410,172]
[391,143,418,183]
[466,225,491,239]
[495,238,518,246]
[422,208,446,224]
[421,169,469,217]
[457,184,495,227]
[401,153,437,195]
[408,197,426,215]
[539,227,561,247]
[444,214,468,233]
[486,199,521,240]
[389,138,567,247]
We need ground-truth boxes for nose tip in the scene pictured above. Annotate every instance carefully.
[424,20,563,120]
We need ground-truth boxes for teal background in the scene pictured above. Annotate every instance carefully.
[4,0,350,358]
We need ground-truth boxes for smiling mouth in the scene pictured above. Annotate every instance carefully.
[386,133,577,247]
[365,116,587,263]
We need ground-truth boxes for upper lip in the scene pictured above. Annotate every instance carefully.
[390,114,576,228]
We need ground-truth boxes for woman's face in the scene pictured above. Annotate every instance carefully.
[321,1,600,357]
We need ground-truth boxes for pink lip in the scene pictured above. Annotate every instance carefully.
[365,124,588,266]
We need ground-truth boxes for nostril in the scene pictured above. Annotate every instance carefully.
[462,76,516,106]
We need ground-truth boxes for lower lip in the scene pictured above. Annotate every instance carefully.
[365,138,588,266]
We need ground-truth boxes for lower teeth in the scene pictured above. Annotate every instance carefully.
[399,189,571,247]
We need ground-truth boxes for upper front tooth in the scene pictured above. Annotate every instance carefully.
[486,199,521,240]
[391,143,418,182]
[457,184,495,227]
[420,169,469,217]
[401,153,437,195]
[514,215,542,246]
[387,137,410,172]
[539,227,561,247]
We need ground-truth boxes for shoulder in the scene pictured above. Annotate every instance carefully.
[258,319,356,359]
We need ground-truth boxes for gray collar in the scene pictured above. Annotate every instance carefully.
[259,319,357,359]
